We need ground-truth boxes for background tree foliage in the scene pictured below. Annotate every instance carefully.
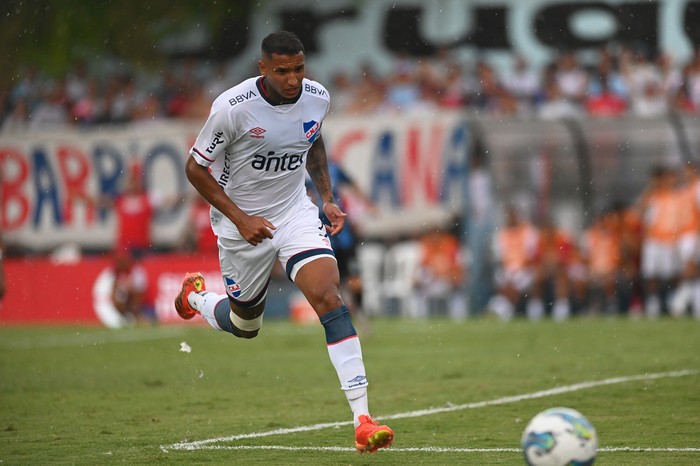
[0,0,252,89]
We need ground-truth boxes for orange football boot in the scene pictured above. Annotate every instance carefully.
[355,415,394,454]
[174,272,206,320]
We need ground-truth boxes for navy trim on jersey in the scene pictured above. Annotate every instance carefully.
[228,277,271,309]
[256,77,301,106]
[285,248,335,280]
[192,147,214,163]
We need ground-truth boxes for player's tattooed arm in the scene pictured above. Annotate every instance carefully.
[306,134,334,205]
[306,134,346,235]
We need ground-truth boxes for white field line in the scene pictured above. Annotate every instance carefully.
[162,368,699,452]
[166,445,700,453]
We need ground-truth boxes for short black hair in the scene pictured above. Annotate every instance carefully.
[261,31,304,58]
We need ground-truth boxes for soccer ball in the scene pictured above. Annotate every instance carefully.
[521,407,597,466]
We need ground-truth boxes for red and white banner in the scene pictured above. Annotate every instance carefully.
[0,253,223,326]
[1,112,470,250]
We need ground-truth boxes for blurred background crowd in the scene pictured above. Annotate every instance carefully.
[3,43,700,132]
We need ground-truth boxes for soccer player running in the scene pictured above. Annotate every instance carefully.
[174,31,394,453]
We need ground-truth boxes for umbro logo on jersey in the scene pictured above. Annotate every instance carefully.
[249,127,266,138]
[303,120,320,143]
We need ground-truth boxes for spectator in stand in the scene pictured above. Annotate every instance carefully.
[30,81,69,129]
[472,61,501,111]
[65,60,90,108]
[538,78,582,120]
[657,53,683,97]
[502,55,540,110]
[631,80,668,117]
[106,75,141,124]
[2,93,29,132]
[487,205,540,320]
[585,76,627,117]
[345,62,385,115]
[384,57,421,112]
[589,47,630,101]
[554,51,588,104]
[71,79,105,126]
[439,65,469,109]
[327,71,355,115]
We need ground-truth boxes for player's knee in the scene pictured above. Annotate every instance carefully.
[229,303,265,338]
[308,287,343,313]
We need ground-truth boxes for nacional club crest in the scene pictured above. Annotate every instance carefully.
[303,120,320,143]
[224,276,241,298]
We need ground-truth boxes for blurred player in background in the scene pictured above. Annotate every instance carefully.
[180,191,219,255]
[173,31,393,453]
[415,225,466,319]
[532,217,577,321]
[487,205,540,320]
[636,165,683,318]
[581,208,623,315]
[668,162,700,318]
[110,252,150,323]
[306,159,376,333]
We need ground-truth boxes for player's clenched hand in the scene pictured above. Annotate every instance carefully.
[236,215,277,246]
[323,201,347,236]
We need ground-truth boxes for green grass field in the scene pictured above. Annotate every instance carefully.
[1,317,699,465]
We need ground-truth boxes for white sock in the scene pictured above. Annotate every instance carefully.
[488,294,514,321]
[692,281,700,320]
[188,291,224,331]
[552,298,570,321]
[670,282,691,317]
[645,294,661,319]
[327,336,369,427]
[526,298,545,321]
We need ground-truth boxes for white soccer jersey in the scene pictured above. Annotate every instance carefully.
[190,76,330,239]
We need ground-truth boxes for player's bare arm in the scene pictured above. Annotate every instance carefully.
[185,157,276,245]
[306,135,346,235]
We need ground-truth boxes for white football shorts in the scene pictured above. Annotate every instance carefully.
[677,232,700,264]
[495,267,534,292]
[217,198,336,308]
[641,239,680,280]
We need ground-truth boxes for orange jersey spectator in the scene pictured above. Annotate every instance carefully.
[495,222,539,274]
[643,188,686,243]
[534,222,576,271]
[583,216,621,278]
[419,231,463,286]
